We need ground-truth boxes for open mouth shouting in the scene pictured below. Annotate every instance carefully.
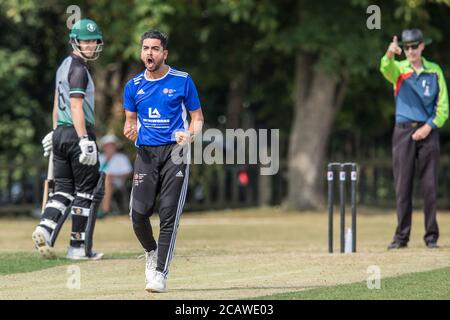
[146,57,154,68]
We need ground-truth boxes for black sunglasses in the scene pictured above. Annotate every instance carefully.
[403,43,421,51]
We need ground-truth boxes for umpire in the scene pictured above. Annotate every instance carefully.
[123,29,204,293]
[380,29,449,249]
[32,19,105,260]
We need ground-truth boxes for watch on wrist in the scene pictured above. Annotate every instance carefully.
[79,134,89,140]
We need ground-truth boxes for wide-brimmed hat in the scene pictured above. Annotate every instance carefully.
[398,29,432,45]
[99,134,121,148]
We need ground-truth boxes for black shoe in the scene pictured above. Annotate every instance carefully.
[387,241,407,250]
[426,242,439,249]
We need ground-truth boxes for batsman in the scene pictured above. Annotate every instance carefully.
[32,19,105,260]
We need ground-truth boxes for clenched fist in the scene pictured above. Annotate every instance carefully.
[124,123,137,141]
[175,131,192,145]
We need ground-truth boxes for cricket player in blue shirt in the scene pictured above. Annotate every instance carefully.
[123,29,204,293]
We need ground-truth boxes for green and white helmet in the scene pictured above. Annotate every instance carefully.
[69,19,103,60]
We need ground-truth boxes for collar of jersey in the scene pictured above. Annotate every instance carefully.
[404,56,431,73]
[144,66,171,82]
[70,52,88,66]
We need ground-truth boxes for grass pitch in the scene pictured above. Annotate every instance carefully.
[256,266,450,300]
[0,207,449,300]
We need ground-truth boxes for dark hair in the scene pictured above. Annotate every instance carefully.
[140,29,168,49]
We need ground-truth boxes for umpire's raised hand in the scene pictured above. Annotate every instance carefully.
[386,36,402,59]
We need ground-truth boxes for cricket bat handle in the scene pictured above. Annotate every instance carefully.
[41,152,54,213]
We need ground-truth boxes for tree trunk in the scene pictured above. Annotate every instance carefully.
[285,52,348,210]
[92,62,141,136]
[225,75,246,129]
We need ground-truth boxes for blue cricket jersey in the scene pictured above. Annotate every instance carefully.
[123,67,201,146]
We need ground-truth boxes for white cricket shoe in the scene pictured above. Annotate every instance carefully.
[146,271,167,293]
[66,245,104,260]
[144,249,158,283]
[32,226,55,259]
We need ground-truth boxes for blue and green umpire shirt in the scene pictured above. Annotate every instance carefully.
[380,55,449,128]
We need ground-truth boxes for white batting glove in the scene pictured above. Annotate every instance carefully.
[78,136,98,166]
[42,131,53,157]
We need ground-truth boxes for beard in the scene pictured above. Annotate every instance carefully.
[149,63,161,72]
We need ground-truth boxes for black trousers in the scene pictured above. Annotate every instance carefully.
[40,125,100,247]
[130,144,189,277]
[392,124,440,245]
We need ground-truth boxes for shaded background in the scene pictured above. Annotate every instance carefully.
[1,0,450,215]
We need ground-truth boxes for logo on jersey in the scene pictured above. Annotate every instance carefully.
[176,171,184,178]
[148,108,161,118]
[134,173,147,187]
[137,89,145,95]
[422,80,431,97]
[87,23,96,32]
[163,88,176,97]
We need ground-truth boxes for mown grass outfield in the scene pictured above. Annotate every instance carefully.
[0,207,449,300]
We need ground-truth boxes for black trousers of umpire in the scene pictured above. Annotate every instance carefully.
[40,125,100,247]
[392,123,440,245]
[130,143,189,277]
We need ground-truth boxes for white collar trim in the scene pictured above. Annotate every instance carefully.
[144,66,171,82]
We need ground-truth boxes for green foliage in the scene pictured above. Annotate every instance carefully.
[0,251,141,275]
[87,0,175,62]
[0,0,39,24]
[0,48,40,159]
[0,251,84,274]
[1,0,450,163]
[0,0,69,160]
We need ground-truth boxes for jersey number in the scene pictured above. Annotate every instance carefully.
[57,81,66,111]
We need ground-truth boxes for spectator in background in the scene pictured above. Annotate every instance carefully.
[98,134,133,217]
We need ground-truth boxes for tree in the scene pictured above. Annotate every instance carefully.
[2,0,450,211]
[283,0,450,210]
[0,0,66,160]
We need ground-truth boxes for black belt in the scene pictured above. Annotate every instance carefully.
[57,124,94,130]
[395,121,425,129]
